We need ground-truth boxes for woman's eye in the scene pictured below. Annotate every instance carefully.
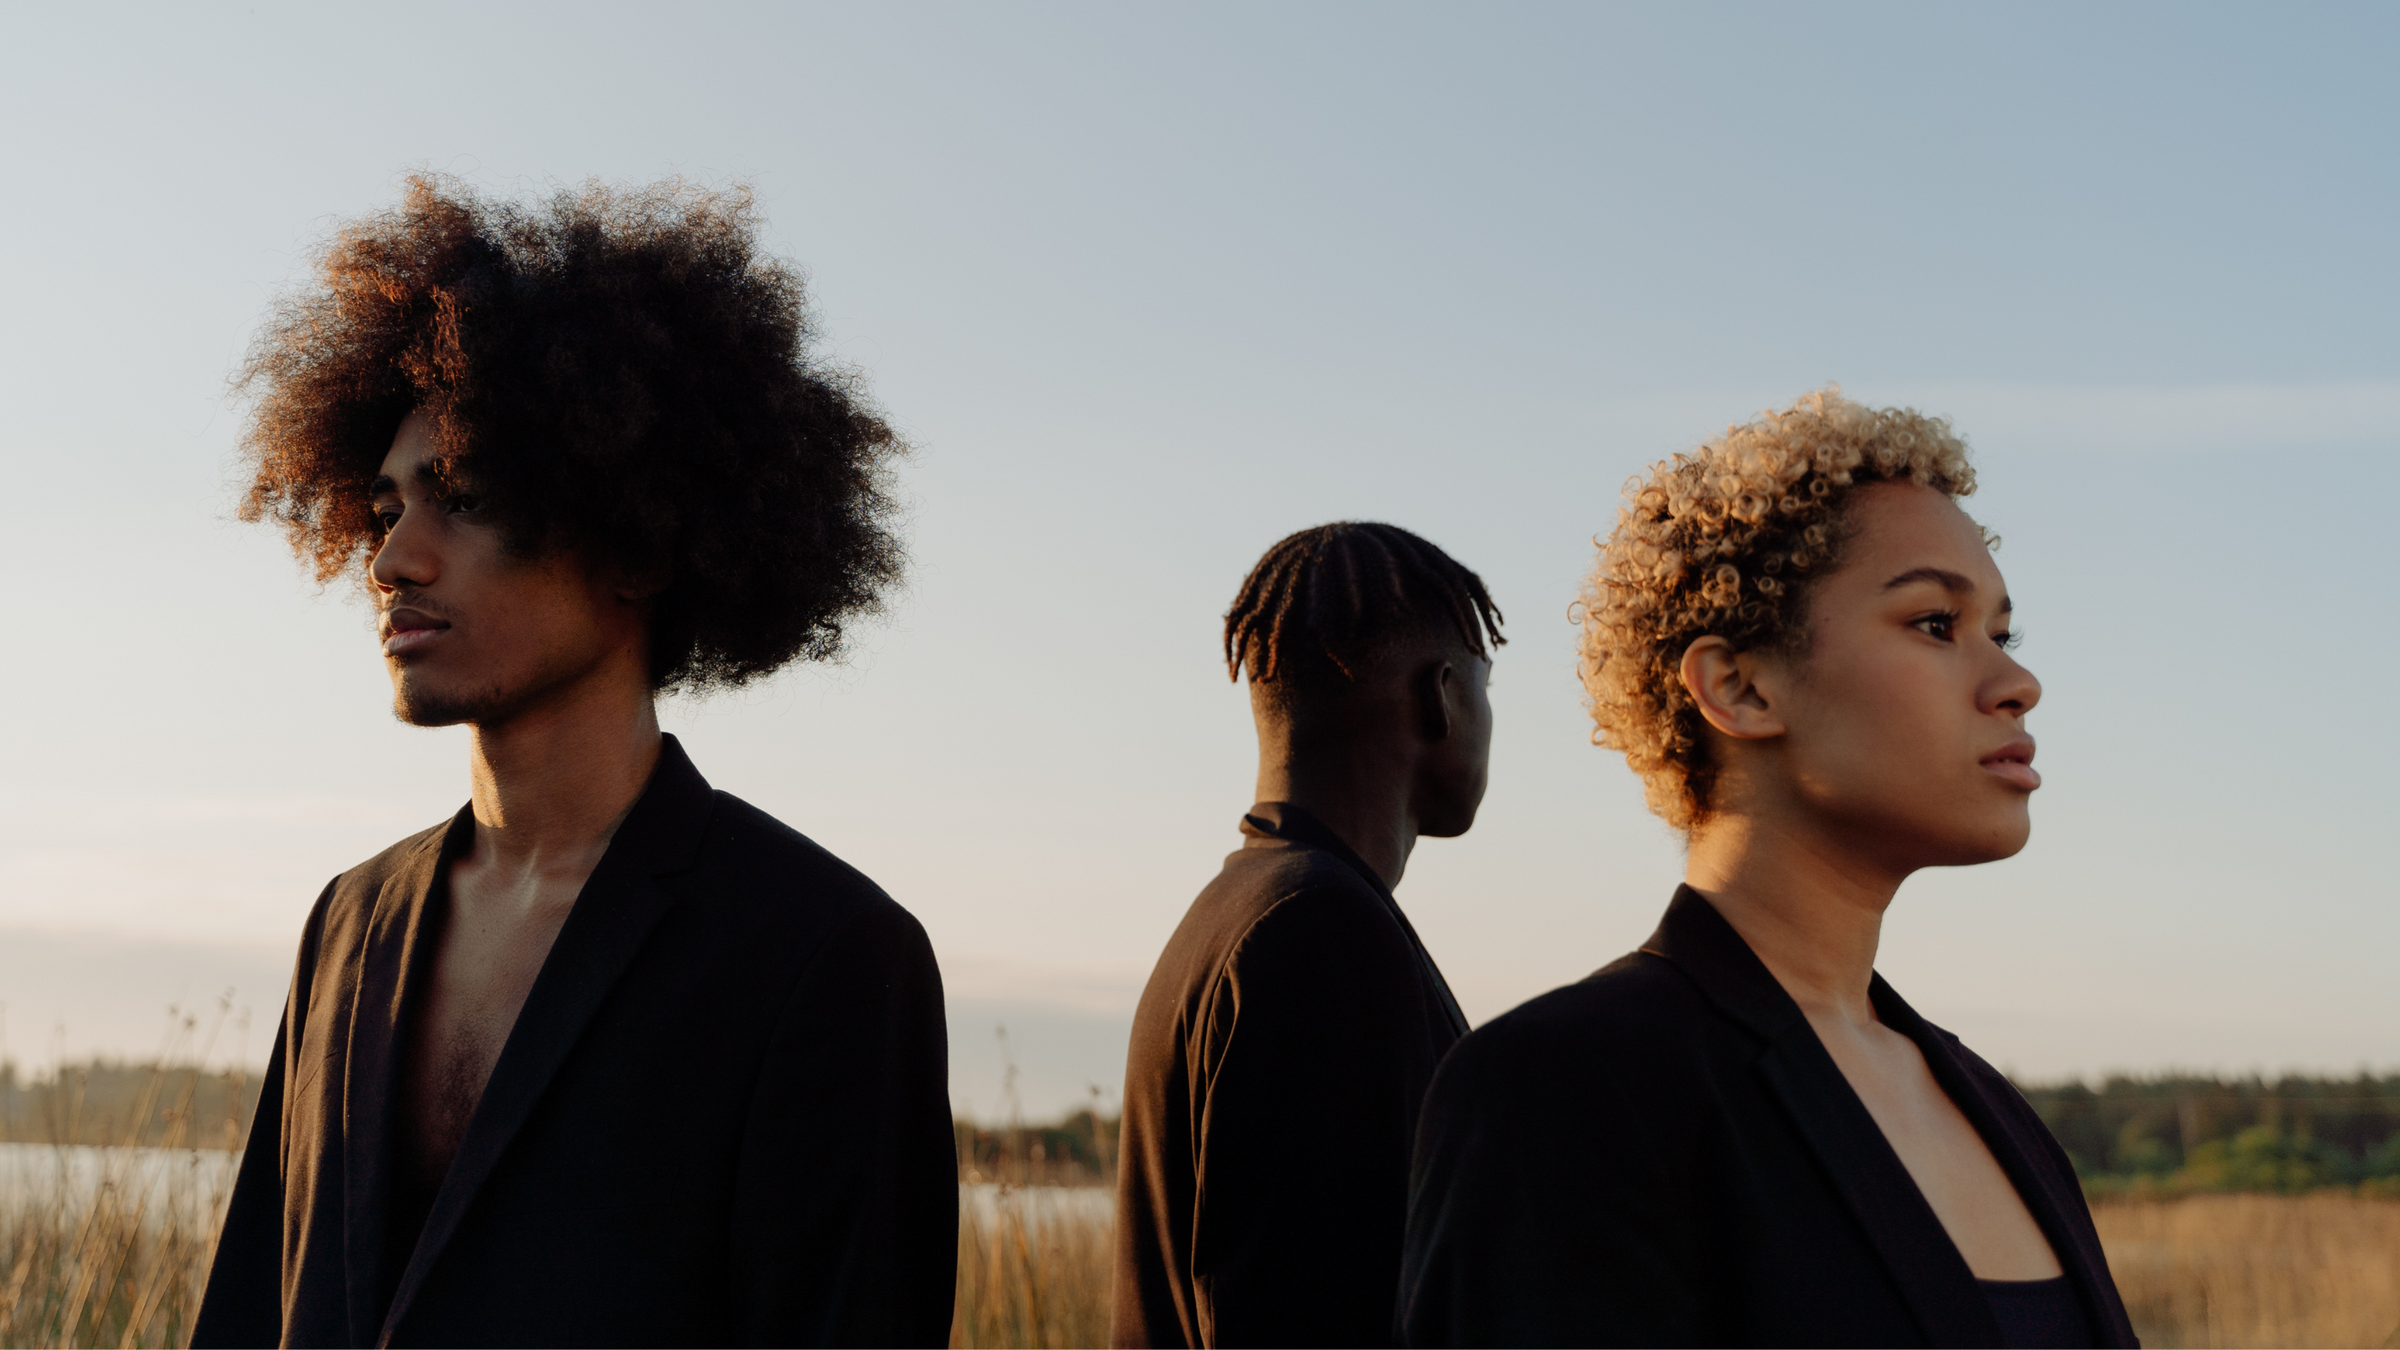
[444,493,484,516]
[373,507,402,532]
[1994,628,2024,651]
[1913,612,1957,641]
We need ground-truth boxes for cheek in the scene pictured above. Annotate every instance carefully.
[1794,654,1963,789]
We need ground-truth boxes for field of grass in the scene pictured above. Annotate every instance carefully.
[2097,1193,2400,1348]
[8,1051,2400,1349]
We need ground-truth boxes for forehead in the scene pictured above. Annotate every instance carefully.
[1837,482,2005,592]
[374,410,438,487]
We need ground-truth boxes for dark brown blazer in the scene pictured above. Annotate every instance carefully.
[193,736,957,1348]
[1113,804,1469,1349]
[1399,886,2136,1349]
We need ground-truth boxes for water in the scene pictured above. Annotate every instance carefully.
[0,1142,240,1236]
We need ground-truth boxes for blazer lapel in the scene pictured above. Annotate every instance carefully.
[376,737,718,1345]
[1641,888,2002,1348]
[1878,981,2136,1346]
[340,811,468,1350]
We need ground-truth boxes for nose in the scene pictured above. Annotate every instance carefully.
[368,508,439,591]
[1985,647,2041,718]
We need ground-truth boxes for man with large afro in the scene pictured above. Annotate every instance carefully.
[194,175,956,1348]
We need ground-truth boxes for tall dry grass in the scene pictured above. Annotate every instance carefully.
[0,1003,247,1348]
[951,1068,1118,1350]
[12,1023,2400,1350]
[952,1184,1112,1349]
[2096,1193,2400,1348]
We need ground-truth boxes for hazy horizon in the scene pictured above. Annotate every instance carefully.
[3,2,2396,1116]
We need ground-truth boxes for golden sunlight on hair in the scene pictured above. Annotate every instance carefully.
[1576,388,1987,829]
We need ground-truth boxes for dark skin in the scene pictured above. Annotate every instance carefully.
[1250,641,1494,889]
[369,410,662,1191]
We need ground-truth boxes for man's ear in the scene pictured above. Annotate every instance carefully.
[1680,637,1787,741]
[1418,660,1460,743]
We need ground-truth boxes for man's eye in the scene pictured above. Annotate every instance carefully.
[444,493,484,516]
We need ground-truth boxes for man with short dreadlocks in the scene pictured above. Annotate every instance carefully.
[1112,523,1504,1348]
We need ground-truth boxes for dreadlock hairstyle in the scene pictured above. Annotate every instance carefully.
[1224,522,1505,711]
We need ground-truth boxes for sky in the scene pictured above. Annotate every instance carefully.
[0,2,2394,1117]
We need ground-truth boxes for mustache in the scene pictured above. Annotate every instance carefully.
[378,590,455,622]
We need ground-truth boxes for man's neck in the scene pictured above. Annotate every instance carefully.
[1254,735,1417,891]
[1684,811,1902,1029]
[464,674,662,904]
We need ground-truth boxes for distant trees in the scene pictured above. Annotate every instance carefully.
[2017,1074,2400,1196]
[0,1059,257,1151]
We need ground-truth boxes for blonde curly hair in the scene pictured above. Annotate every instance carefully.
[1576,388,1986,830]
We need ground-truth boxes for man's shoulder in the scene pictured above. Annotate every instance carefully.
[1133,841,1402,1023]
[321,816,454,913]
[1165,842,1406,970]
[1210,840,1390,928]
[683,789,919,936]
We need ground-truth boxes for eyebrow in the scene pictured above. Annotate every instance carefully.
[1884,566,2012,614]
[367,462,447,498]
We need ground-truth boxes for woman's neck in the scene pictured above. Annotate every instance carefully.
[1684,812,1903,1029]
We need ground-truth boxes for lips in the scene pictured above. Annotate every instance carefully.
[1980,738,2040,792]
[379,607,451,658]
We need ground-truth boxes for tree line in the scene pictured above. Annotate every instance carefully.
[2017,1073,2400,1196]
[13,1057,2400,1199]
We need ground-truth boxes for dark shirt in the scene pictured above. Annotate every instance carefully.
[193,736,958,1348]
[1982,1277,2097,1349]
[1399,886,2136,1349]
[1113,804,1468,1348]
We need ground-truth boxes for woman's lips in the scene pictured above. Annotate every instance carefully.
[1981,740,2040,791]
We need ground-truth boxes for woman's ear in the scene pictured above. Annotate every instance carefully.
[1680,637,1787,741]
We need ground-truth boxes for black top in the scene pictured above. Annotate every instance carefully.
[1398,886,2135,1349]
[1113,804,1469,1348]
[1982,1277,2097,1349]
[193,736,958,1348]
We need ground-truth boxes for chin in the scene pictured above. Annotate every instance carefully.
[391,675,511,728]
[1917,810,2033,868]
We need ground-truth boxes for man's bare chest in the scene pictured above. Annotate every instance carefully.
[398,898,571,1183]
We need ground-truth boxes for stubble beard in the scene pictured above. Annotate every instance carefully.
[387,643,601,731]
[391,674,513,729]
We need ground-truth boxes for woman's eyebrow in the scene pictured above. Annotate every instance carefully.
[1883,566,1976,595]
[1885,566,2013,615]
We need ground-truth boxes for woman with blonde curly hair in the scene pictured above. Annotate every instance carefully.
[1397,391,2133,1348]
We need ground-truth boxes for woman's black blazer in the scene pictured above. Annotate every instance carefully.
[1398,887,2136,1348]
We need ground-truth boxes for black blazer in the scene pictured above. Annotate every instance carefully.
[1399,886,2135,1348]
[194,736,957,1348]
[1113,804,1469,1348]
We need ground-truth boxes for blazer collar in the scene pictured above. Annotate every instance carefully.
[1240,802,1468,1038]
[1639,886,2004,1348]
[340,808,466,1348]
[349,735,718,1346]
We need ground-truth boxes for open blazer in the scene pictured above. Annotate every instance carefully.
[1399,886,2135,1348]
[194,736,957,1348]
[1114,804,1469,1348]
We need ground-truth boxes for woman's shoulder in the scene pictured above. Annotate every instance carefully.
[1436,949,1756,1108]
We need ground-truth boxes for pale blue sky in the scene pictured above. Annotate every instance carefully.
[0,3,2393,1115]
